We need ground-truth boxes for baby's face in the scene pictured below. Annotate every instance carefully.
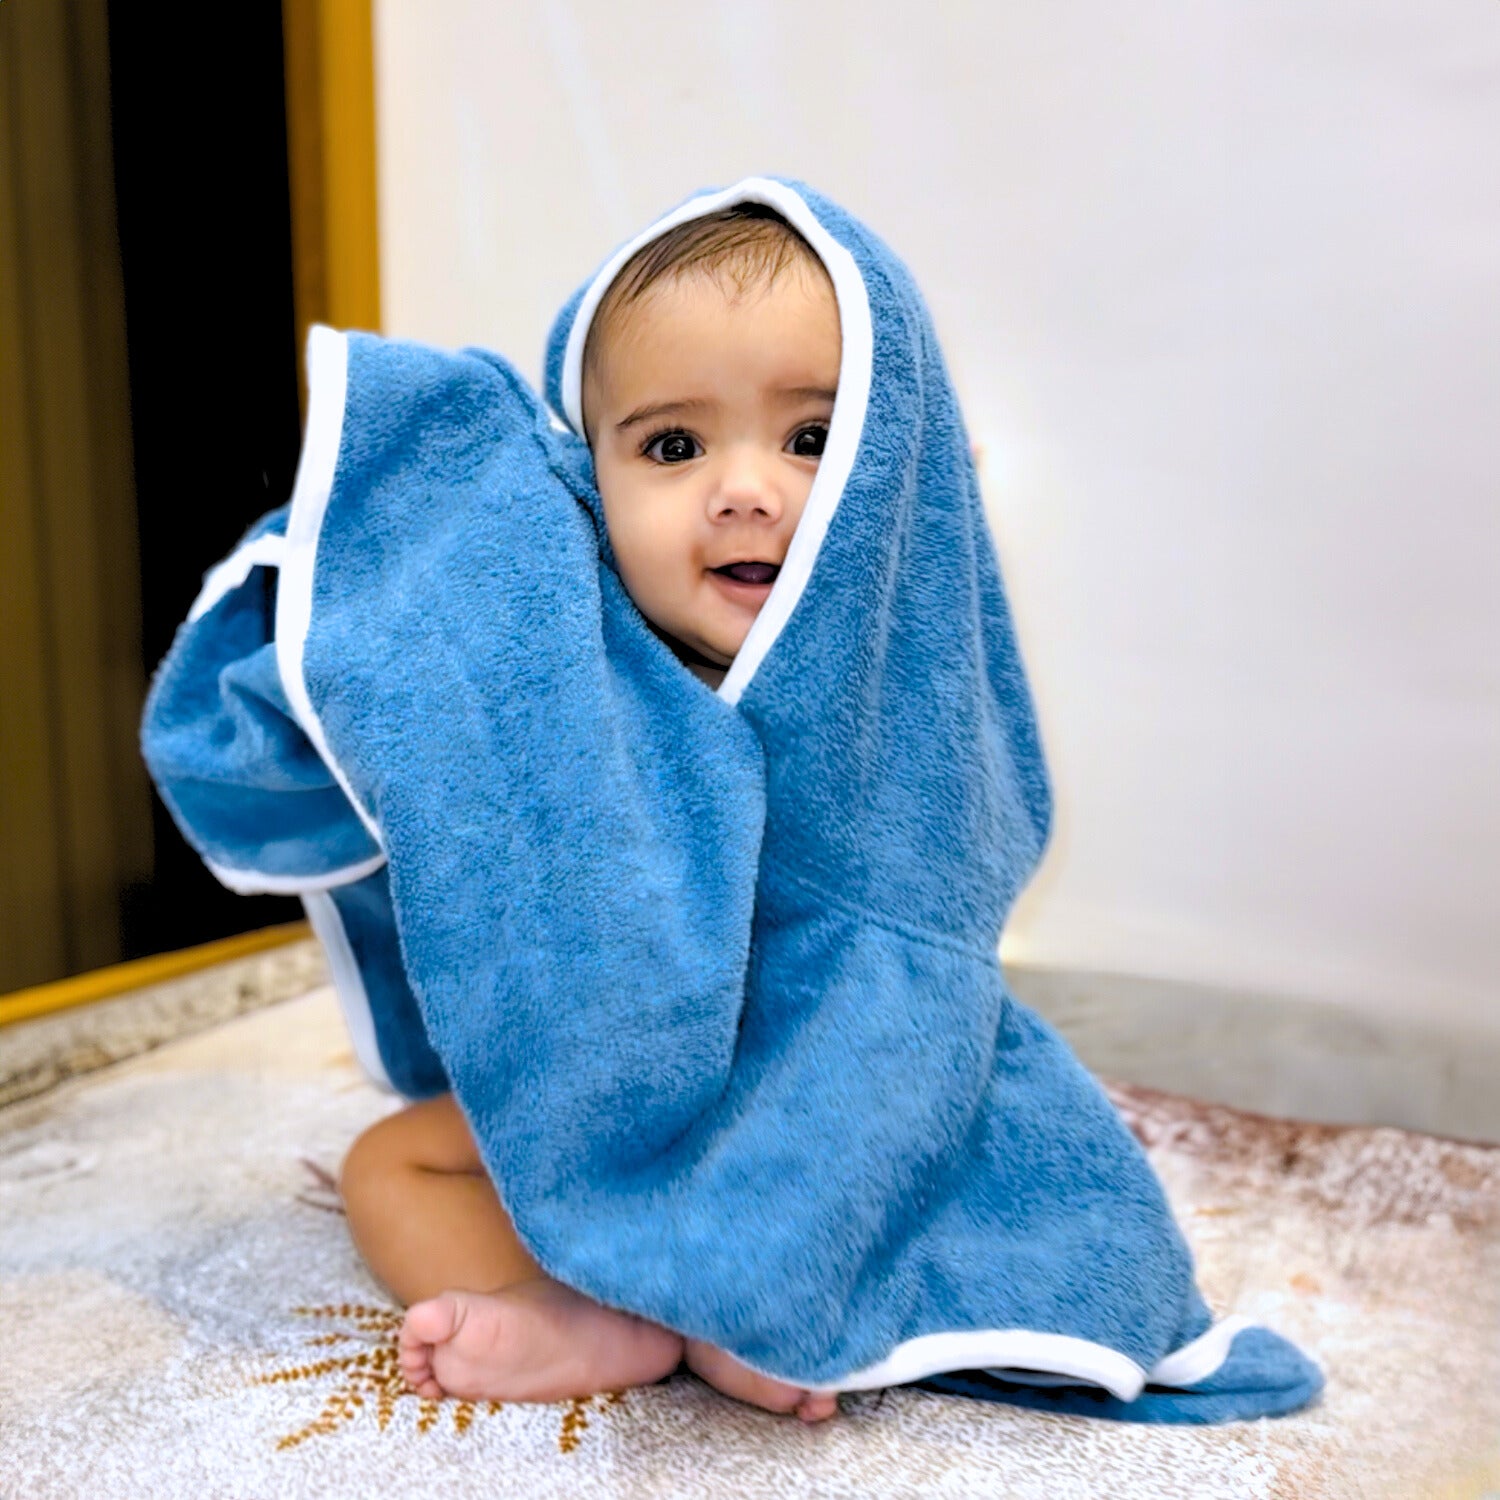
[583,262,841,687]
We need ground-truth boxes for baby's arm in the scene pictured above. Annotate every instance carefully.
[339,1093,542,1304]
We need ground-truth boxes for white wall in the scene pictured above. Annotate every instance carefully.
[373,0,1500,1037]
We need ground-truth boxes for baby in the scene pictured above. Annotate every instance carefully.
[338,205,844,1423]
[142,180,1323,1428]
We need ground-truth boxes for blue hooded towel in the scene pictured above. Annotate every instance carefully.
[141,176,1323,1422]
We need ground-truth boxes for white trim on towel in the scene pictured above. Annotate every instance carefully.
[1146,1313,1254,1388]
[302,888,395,1093]
[795,1329,1148,1401]
[558,177,873,710]
[187,532,288,622]
[204,851,388,897]
[274,324,386,852]
[773,1314,1252,1399]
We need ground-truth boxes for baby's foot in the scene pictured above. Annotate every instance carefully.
[399,1277,684,1403]
[684,1338,840,1423]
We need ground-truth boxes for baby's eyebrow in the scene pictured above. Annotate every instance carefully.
[615,386,837,433]
[615,398,713,432]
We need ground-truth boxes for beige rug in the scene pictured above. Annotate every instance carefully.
[1,982,1496,1499]
[0,938,329,1109]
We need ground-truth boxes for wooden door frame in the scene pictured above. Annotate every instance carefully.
[282,0,382,408]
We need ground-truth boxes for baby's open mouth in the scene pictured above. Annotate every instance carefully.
[711,561,780,584]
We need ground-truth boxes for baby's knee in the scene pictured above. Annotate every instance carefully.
[339,1110,413,1205]
[339,1093,473,1202]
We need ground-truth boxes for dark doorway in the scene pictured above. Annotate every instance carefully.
[109,4,304,957]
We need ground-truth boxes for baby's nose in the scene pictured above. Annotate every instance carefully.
[713,449,782,517]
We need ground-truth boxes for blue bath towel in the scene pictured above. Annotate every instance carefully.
[141,176,1323,1422]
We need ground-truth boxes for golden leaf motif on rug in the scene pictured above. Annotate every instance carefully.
[249,1303,626,1452]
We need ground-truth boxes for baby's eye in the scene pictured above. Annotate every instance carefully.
[643,430,702,464]
[788,424,828,459]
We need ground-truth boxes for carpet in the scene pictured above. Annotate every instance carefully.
[1,978,1496,1498]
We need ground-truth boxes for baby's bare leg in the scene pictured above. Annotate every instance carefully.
[340,1094,682,1402]
[339,1094,837,1418]
[339,1092,541,1303]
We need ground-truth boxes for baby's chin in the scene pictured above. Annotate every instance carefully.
[642,613,738,673]
[691,616,754,666]
[675,630,739,672]
[677,604,758,664]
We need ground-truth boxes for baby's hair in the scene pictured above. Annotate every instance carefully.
[581,203,830,407]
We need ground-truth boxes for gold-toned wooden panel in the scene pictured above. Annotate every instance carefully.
[0,921,312,1029]
[283,0,381,411]
[0,32,68,986]
[0,0,153,989]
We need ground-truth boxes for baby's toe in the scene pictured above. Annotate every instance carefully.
[401,1293,464,1352]
[404,1368,448,1400]
[795,1391,840,1423]
[398,1339,435,1393]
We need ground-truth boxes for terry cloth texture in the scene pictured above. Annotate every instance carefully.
[140,176,1321,1419]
